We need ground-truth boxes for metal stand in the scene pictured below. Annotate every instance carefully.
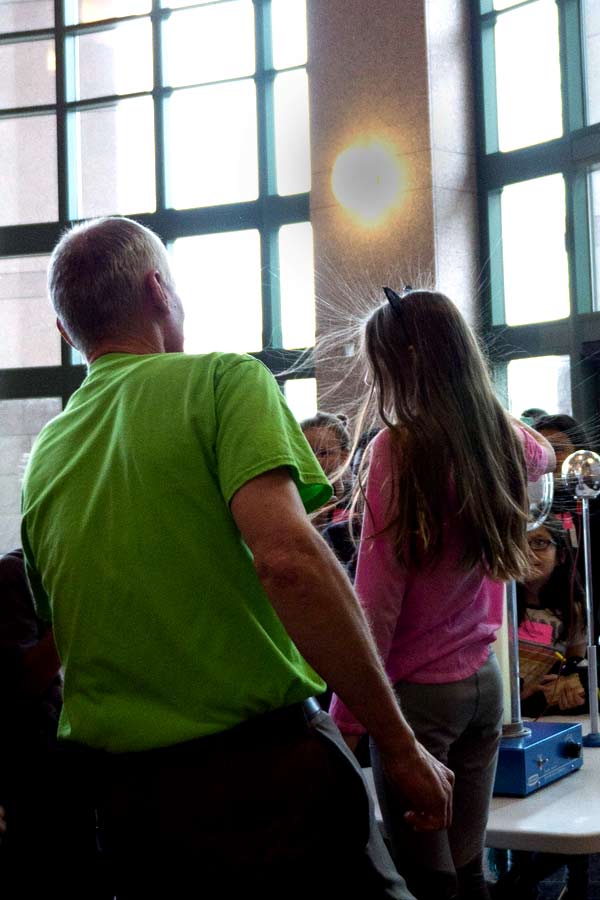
[562,450,600,748]
[580,495,600,746]
[503,580,531,739]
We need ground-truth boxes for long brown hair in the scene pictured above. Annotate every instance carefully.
[362,289,530,580]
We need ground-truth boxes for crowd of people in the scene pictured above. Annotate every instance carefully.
[1,215,598,899]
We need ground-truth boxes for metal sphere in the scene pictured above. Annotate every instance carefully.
[561,449,600,500]
[527,471,554,531]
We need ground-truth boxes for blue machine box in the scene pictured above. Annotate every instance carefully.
[493,721,583,796]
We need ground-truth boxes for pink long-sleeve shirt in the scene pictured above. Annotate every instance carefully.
[330,426,549,735]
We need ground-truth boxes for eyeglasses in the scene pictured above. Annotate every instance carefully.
[528,537,557,552]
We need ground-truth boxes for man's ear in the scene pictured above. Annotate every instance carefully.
[145,270,169,314]
[56,318,75,348]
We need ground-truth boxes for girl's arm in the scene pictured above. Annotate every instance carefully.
[330,431,407,735]
[508,413,556,474]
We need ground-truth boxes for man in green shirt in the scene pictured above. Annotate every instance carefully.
[21,217,452,899]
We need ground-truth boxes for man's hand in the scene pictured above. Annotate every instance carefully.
[379,742,454,832]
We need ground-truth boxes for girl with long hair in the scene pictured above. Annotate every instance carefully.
[330,288,555,900]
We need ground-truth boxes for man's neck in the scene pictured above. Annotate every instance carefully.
[86,333,166,364]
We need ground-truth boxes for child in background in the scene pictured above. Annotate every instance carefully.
[518,515,586,715]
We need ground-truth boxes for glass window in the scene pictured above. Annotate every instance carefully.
[500,174,569,326]
[64,0,150,26]
[507,356,572,418]
[0,1,53,32]
[68,19,153,101]
[272,0,307,70]
[584,0,600,125]
[494,0,562,152]
[279,222,315,349]
[284,378,317,421]
[161,0,214,8]
[274,69,310,195]
[0,114,57,226]
[170,230,262,354]
[162,1,255,88]
[167,80,258,209]
[72,96,156,218]
[0,256,60,369]
[591,168,600,311]
[0,397,62,556]
[0,39,56,109]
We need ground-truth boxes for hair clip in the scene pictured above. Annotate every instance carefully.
[382,286,411,343]
[383,286,403,315]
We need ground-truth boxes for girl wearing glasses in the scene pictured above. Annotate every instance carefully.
[518,516,586,715]
[330,288,555,900]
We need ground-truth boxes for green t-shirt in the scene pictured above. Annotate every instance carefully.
[21,352,332,752]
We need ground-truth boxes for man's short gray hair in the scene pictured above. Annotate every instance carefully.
[48,216,174,355]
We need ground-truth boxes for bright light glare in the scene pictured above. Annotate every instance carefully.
[501,174,569,326]
[171,230,262,354]
[507,356,572,417]
[331,139,405,227]
[272,0,307,69]
[495,0,562,152]
[285,379,317,421]
[279,222,315,349]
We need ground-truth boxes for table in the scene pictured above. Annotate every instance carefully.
[487,717,600,854]
[364,716,600,854]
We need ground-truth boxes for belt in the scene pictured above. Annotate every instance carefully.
[302,696,322,722]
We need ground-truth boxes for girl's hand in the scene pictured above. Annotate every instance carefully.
[540,674,585,709]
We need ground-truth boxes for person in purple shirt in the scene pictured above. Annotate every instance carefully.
[331,288,555,900]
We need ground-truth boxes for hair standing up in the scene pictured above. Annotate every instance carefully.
[361,288,530,581]
[533,414,590,451]
[48,216,174,356]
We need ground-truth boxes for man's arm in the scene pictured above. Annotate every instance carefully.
[231,467,454,831]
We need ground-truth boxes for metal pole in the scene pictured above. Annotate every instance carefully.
[581,496,600,742]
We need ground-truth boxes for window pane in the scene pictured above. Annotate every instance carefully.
[161,0,215,7]
[0,256,60,368]
[500,174,569,326]
[167,81,258,209]
[163,1,255,88]
[591,169,600,312]
[274,69,310,195]
[72,96,156,218]
[170,230,262,354]
[584,0,600,125]
[492,0,521,8]
[0,39,56,109]
[494,0,562,152]
[0,397,62,556]
[272,0,307,70]
[507,356,572,418]
[284,378,317,421]
[279,222,315,349]
[0,0,53,32]
[65,0,150,25]
[69,19,153,101]
[0,114,57,226]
